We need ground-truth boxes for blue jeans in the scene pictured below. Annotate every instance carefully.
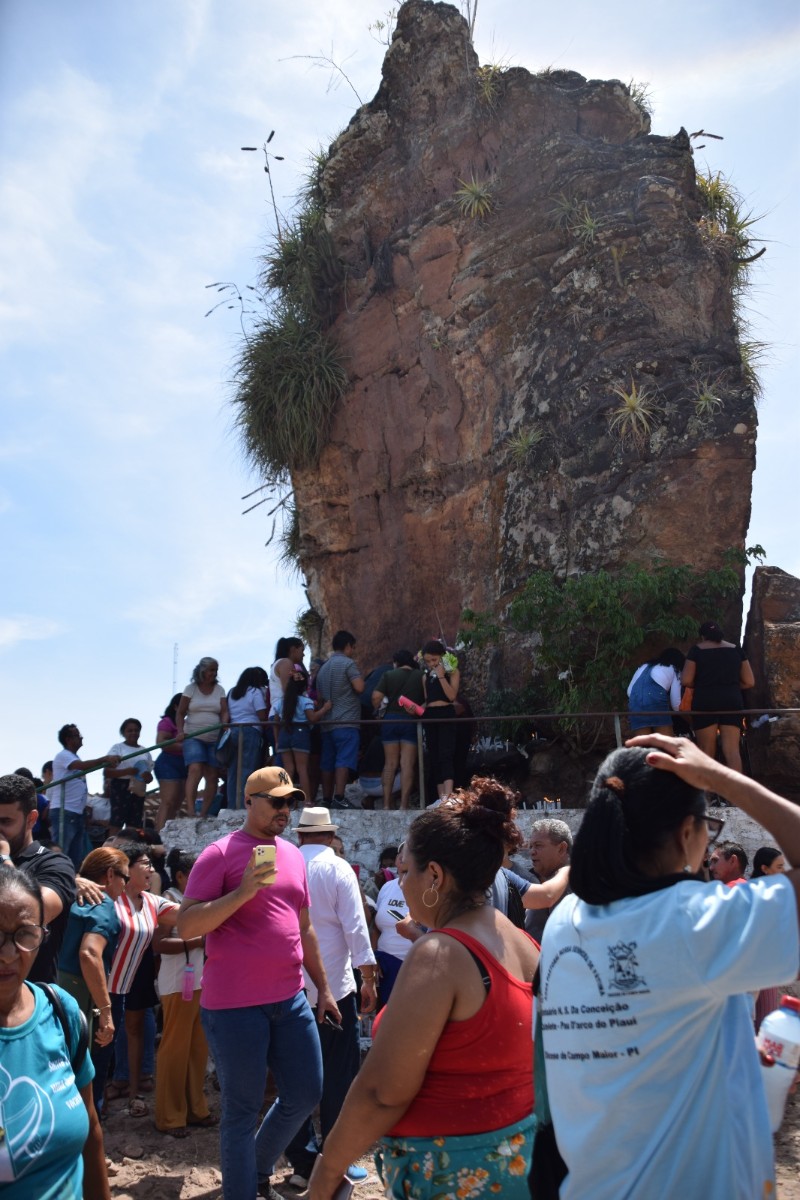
[202,990,323,1199]
[226,725,264,809]
[113,1005,156,1081]
[51,809,87,870]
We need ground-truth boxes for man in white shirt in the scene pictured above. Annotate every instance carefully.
[286,806,377,1188]
[51,724,119,868]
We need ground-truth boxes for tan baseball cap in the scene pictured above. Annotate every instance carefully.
[244,766,304,803]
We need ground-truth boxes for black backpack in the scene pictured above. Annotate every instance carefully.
[36,982,89,1075]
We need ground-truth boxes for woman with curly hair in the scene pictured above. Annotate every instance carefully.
[309,783,539,1199]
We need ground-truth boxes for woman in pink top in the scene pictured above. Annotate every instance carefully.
[154,694,189,830]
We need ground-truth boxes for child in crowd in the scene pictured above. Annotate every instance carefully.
[276,669,331,805]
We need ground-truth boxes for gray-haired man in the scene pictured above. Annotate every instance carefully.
[523,818,572,943]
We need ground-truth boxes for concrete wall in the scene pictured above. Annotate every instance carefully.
[161,805,785,880]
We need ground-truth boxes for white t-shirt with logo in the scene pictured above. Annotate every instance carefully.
[539,875,798,1200]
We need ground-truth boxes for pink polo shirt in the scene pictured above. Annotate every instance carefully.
[185,829,310,1009]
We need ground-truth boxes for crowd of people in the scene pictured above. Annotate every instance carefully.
[2,622,795,1200]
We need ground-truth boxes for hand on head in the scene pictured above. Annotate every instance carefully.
[625,733,722,791]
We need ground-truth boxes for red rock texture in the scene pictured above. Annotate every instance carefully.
[745,566,800,801]
[291,0,756,670]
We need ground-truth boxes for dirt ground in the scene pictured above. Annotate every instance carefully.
[103,1084,800,1199]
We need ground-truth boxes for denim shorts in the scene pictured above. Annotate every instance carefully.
[321,727,360,772]
[182,737,219,766]
[154,751,188,782]
[381,714,418,745]
[277,725,311,754]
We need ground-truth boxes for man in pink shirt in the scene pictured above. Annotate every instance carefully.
[178,767,340,1200]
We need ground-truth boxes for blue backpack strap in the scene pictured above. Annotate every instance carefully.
[36,981,89,1075]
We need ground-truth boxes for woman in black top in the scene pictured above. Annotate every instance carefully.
[421,640,461,800]
[681,621,755,772]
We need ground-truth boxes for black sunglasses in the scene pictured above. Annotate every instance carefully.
[114,870,131,883]
[248,792,292,807]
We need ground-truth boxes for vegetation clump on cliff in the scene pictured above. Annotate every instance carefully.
[233,161,347,480]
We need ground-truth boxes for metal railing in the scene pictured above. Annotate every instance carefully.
[40,705,800,841]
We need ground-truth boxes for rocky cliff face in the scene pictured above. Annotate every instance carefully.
[745,567,800,801]
[292,0,756,667]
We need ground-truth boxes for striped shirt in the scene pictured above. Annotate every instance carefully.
[108,891,177,994]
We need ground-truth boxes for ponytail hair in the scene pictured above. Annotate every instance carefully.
[282,672,307,731]
[570,747,706,905]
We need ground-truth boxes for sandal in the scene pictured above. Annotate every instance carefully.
[188,1113,219,1128]
[127,1097,148,1118]
[139,1075,155,1093]
[105,1081,127,1102]
[162,1126,190,1139]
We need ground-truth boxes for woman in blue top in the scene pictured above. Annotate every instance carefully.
[0,863,110,1200]
[57,846,128,1110]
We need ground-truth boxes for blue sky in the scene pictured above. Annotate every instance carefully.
[2,0,798,775]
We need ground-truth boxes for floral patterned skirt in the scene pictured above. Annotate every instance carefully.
[376,1114,536,1199]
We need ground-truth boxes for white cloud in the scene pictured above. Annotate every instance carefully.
[0,617,63,651]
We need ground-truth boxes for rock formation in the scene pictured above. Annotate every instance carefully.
[745,567,800,801]
[289,0,756,669]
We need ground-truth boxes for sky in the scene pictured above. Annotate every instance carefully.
[1,0,798,775]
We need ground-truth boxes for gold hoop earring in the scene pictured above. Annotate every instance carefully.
[422,885,439,909]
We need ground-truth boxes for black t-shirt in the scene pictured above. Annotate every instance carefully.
[12,841,77,983]
[687,645,744,690]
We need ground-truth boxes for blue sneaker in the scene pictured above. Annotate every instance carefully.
[346,1164,369,1184]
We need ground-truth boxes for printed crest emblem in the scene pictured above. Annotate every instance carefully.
[607,941,645,991]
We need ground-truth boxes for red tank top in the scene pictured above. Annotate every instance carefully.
[375,927,535,1135]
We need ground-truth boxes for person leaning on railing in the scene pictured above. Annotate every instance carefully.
[175,656,228,819]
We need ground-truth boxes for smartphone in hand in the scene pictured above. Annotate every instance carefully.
[254,844,277,884]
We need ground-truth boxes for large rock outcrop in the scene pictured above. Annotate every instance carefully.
[292,0,756,665]
[745,567,800,801]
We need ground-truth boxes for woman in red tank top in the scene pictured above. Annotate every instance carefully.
[309,780,539,1200]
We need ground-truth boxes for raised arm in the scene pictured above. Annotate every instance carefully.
[628,733,800,912]
[522,864,571,910]
[177,851,267,938]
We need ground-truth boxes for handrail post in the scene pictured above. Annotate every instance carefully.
[59,781,66,850]
[235,730,244,809]
[417,720,425,809]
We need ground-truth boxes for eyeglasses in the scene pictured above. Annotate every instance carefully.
[0,924,49,953]
[248,792,292,808]
[114,870,131,883]
[703,814,725,846]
